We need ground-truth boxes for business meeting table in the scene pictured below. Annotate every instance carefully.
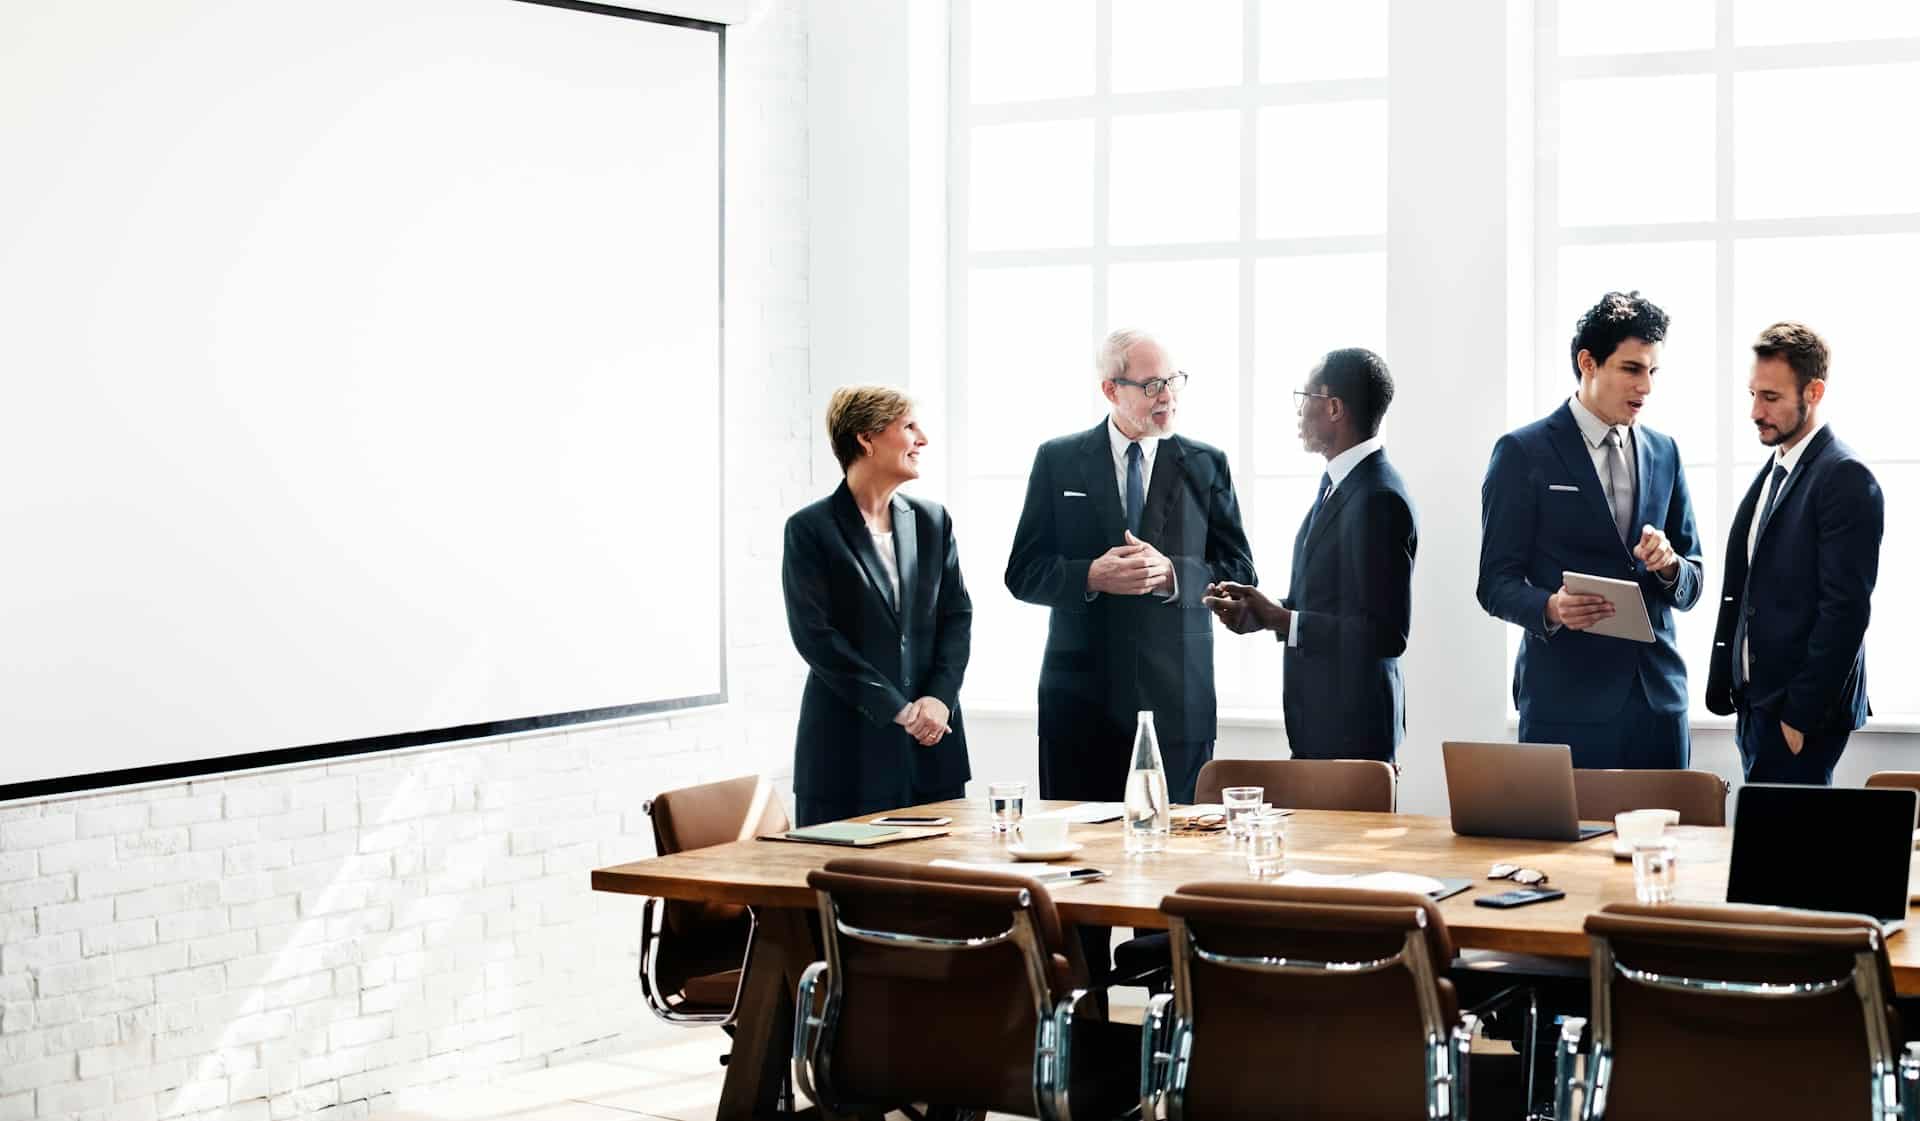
[591,797,1920,1120]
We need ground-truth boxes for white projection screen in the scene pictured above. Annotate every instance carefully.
[0,1,724,799]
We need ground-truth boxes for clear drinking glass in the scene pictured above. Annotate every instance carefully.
[1632,838,1677,904]
[1222,786,1265,841]
[988,781,1027,834]
[1244,809,1286,878]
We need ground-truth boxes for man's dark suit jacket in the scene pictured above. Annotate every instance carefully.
[1705,426,1881,733]
[1477,401,1704,723]
[1005,420,1256,796]
[1282,450,1417,762]
[782,482,972,809]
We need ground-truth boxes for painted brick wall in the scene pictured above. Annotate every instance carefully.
[0,2,811,1118]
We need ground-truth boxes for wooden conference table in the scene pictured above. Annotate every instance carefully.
[592,798,1920,1119]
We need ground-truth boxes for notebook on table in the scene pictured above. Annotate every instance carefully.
[1727,783,1915,935]
[762,823,950,847]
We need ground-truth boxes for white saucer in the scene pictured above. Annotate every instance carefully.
[1007,841,1082,862]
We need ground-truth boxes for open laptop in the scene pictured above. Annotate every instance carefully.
[1727,784,1916,935]
[1442,741,1613,842]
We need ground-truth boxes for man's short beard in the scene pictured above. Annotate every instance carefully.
[1761,392,1809,447]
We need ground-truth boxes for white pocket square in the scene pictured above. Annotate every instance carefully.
[1062,490,1087,498]
[1548,484,1580,492]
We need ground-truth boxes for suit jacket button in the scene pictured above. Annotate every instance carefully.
[1744,604,1754,617]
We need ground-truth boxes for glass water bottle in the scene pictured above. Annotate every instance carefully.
[1123,710,1171,854]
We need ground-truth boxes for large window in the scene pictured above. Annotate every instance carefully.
[950,0,1389,709]
[1534,1,1920,718]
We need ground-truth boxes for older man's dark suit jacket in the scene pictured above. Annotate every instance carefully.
[1705,426,1881,736]
[1281,450,1417,762]
[1005,420,1256,800]
[782,482,972,811]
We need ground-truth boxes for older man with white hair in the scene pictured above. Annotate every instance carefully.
[1006,328,1256,806]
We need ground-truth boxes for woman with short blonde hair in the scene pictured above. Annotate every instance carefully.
[781,386,973,826]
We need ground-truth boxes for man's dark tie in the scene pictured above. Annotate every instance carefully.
[1124,441,1145,534]
[1733,463,1790,692]
[1756,463,1789,539]
[1304,472,1332,535]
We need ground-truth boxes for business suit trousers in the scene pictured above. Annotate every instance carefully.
[795,785,965,828]
[1519,675,1689,770]
[1038,734,1213,804]
[1735,701,1848,785]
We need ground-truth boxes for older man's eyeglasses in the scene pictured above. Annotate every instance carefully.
[1487,863,1550,887]
[1110,372,1190,397]
[1292,389,1334,415]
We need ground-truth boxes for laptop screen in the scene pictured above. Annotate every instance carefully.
[1727,784,1917,923]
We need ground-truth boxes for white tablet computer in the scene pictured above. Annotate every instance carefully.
[1562,571,1655,643]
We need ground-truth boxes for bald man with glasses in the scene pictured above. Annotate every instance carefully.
[1005,328,1256,807]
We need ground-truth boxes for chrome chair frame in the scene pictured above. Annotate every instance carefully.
[792,886,1089,1121]
[635,895,757,1025]
[633,796,759,1026]
[1140,908,1475,1120]
[1553,923,1919,1121]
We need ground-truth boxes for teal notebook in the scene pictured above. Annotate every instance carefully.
[780,823,902,845]
[764,822,950,847]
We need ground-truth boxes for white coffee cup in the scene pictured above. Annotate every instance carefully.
[1615,808,1679,848]
[1018,813,1071,851]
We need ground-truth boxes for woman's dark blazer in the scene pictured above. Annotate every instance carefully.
[782,481,972,809]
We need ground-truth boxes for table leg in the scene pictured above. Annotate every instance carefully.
[715,905,846,1121]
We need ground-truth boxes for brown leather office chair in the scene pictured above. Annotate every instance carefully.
[638,775,789,1025]
[1556,902,1918,1121]
[1572,768,1730,826]
[1194,757,1397,811]
[1142,882,1475,1120]
[1867,771,1920,794]
[793,857,1138,1121]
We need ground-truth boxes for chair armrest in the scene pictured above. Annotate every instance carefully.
[1139,991,1175,1119]
[1901,1041,1920,1121]
[1037,988,1101,1121]
[1448,1013,1478,1121]
[1555,1016,1588,1121]
[791,960,830,1111]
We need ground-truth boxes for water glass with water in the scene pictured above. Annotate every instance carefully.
[1244,809,1286,878]
[988,781,1026,834]
[1632,838,1677,904]
[1222,786,1265,841]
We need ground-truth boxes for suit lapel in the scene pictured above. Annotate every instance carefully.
[1297,453,1376,573]
[1082,422,1127,543]
[830,483,901,625]
[892,497,918,621]
[1730,462,1767,562]
[1140,436,1183,545]
[1754,426,1834,550]
[1632,426,1658,538]
[1546,404,1629,555]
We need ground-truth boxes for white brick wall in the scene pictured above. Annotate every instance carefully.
[0,2,813,1117]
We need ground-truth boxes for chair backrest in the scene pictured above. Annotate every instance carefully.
[801,857,1081,1117]
[1158,882,1457,1120]
[1865,771,1920,794]
[1572,768,1729,826]
[1194,758,1396,812]
[648,775,789,939]
[648,774,789,855]
[1583,902,1900,1121]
